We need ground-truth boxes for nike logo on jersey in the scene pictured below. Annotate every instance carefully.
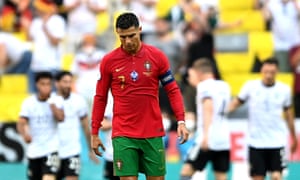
[115,67,125,72]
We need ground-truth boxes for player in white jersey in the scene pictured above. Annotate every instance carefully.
[17,71,64,180]
[100,91,120,180]
[53,71,99,180]
[227,58,298,180]
[180,58,231,180]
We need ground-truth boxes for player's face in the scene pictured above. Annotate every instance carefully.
[36,78,52,98]
[116,26,142,54]
[57,75,72,96]
[188,68,200,87]
[261,63,278,85]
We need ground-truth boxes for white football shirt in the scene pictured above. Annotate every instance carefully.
[19,95,59,158]
[195,78,231,150]
[56,93,88,158]
[238,80,291,148]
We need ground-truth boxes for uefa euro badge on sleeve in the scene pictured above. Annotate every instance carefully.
[130,70,138,81]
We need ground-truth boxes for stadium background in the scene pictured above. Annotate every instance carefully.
[1,0,300,179]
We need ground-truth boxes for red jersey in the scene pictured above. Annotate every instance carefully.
[91,43,185,138]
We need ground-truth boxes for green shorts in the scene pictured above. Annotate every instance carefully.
[112,136,166,177]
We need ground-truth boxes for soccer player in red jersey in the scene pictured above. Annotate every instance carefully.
[91,12,189,180]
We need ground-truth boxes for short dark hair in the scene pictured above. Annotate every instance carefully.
[115,12,140,29]
[35,71,53,83]
[55,71,73,81]
[192,58,213,73]
[262,57,279,67]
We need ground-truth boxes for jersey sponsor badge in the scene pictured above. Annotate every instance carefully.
[130,70,138,81]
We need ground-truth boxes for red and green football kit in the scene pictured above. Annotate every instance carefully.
[91,43,185,138]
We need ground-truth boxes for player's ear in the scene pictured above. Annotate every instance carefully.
[138,26,142,32]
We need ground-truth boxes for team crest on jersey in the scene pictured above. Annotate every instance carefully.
[143,60,152,76]
[116,159,123,170]
[130,70,138,81]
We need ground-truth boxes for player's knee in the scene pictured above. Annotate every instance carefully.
[214,171,227,180]
[180,163,194,176]
[42,174,56,180]
[270,171,282,180]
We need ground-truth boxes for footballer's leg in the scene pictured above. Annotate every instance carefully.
[249,147,266,180]
[268,147,285,180]
[212,150,230,180]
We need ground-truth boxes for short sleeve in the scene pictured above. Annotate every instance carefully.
[19,99,30,118]
[238,81,251,101]
[283,86,292,108]
[104,91,113,120]
[77,96,89,118]
[197,83,213,101]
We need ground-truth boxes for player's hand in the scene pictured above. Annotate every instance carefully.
[201,136,209,151]
[89,150,100,164]
[23,134,32,144]
[291,136,298,154]
[91,135,105,157]
[177,122,189,144]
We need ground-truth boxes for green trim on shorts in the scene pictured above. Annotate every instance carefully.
[112,136,166,177]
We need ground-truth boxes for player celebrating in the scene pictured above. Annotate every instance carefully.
[227,58,298,180]
[91,12,189,180]
[180,59,231,180]
[53,71,99,180]
[17,71,64,180]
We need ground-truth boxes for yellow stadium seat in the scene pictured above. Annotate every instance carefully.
[215,52,254,74]
[96,12,110,35]
[222,73,294,96]
[249,31,274,61]
[219,0,255,11]
[218,10,265,33]
[0,75,28,94]
[156,0,178,17]
[61,53,74,71]
[0,94,29,122]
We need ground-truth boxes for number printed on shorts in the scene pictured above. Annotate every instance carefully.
[69,157,80,174]
[46,153,60,172]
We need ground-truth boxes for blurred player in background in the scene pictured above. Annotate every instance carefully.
[53,71,99,180]
[100,91,120,180]
[71,33,106,109]
[91,12,189,180]
[180,58,231,180]
[17,71,64,180]
[227,58,298,180]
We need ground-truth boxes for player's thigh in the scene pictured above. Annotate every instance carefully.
[211,150,230,173]
[113,137,140,176]
[180,163,195,176]
[249,147,267,177]
[42,152,60,177]
[28,158,43,180]
[267,147,286,173]
[140,137,166,176]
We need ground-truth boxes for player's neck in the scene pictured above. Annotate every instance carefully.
[262,80,275,87]
[37,94,49,101]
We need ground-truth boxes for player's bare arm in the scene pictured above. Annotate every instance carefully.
[17,117,32,143]
[177,121,189,144]
[202,98,213,150]
[226,97,244,114]
[283,106,298,153]
[47,95,65,122]
[81,115,99,163]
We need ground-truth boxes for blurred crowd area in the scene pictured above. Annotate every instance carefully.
[0,0,300,124]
